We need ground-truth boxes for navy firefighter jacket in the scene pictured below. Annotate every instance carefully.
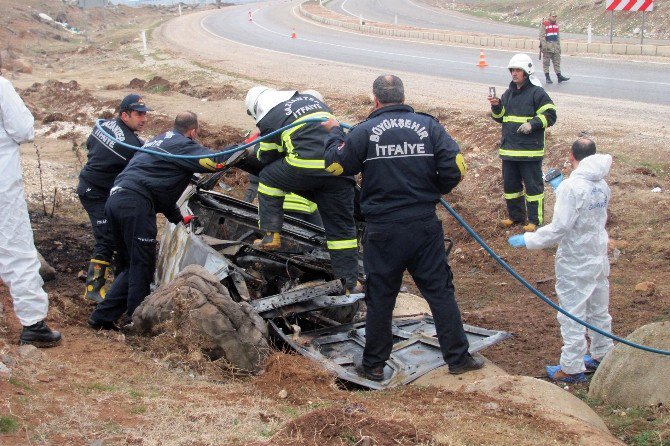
[324,104,466,223]
[256,93,335,169]
[79,118,144,193]
[113,129,226,224]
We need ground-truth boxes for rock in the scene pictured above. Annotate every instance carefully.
[589,322,670,407]
[133,265,270,373]
[278,389,288,399]
[0,362,11,379]
[634,281,655,296]
[37,250,57,282]
[17,344,42,360]
[1,354,14,366]
[13,59,33,74]
[463,375,619,443]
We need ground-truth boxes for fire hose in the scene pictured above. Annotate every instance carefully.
[94,118,670,356]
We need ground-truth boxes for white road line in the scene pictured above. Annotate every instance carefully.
[205,8,670,88]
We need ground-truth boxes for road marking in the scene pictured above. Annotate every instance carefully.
[203,8,670,89]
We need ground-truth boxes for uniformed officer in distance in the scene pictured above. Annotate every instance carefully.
[245,86,359,293]
[77,94,151,304]
[88,111,228,330]
[322,75,484,381]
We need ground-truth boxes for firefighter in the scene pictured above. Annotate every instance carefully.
[489,53,557,232]
[0,73,61,347]
[540,12,570,84]
[244,86,358,292]
[323,75,484,381]
[77,94,151,304]
[88,111,228,330]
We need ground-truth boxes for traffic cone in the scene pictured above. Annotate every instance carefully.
[248,10,252,22]
[290,27,297,39]
[476,49,488,67]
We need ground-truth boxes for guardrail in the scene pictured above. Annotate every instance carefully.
[298,3,670,57]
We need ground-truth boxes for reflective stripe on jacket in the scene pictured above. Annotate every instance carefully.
[490,78,557,161]
[256,93,334,169]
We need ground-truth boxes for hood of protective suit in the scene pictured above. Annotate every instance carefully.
[570,153,612,182]
[255,89,297,123]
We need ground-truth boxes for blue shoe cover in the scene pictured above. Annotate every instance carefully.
[546,365,587,383]
[583,355,600,371]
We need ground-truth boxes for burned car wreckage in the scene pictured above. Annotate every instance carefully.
[150,155,509,389]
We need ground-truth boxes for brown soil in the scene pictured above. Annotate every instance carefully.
[1,0,669,445]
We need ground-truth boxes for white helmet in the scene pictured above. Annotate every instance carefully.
[507,53,534,76]
[300,89,324,102]
[245,86,272,120]
[245,86,297,122]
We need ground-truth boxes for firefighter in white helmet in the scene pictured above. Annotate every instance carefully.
[244,86,359,292]
[488,53,557,232]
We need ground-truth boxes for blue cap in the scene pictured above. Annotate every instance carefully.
[119,94,152,112]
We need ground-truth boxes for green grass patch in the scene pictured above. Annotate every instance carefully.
[129,405,147,415]
[0,416,20,434]
[8,377,33,392]
[86,382,116,392]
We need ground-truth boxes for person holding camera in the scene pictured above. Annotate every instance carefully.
[489,53,557,232]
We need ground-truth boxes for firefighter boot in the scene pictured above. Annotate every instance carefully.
[557,73,570,83]
[545,73,553,84]
[522,223,537,232]
[500,219,520,228]
[84,259,109,304]
[253,232,281,251]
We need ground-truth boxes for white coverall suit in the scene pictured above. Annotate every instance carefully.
[524,154,614,374]
[0,75,49,327]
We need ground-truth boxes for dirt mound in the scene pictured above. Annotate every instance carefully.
[252,352,341,405]
[131,264,270,375]
[21,80,109,125]
[266,406,431,446]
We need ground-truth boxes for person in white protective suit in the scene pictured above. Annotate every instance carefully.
[508,137,613,383]
[0,74,62,347]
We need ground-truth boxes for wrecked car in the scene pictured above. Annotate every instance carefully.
[147,165,509,389]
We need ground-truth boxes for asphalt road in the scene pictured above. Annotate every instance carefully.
[327,0,670,45]
[201,3,670,105]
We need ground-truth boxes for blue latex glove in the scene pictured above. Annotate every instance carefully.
[548,173,564,190]
[508,234,526,248]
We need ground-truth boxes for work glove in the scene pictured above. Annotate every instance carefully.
[543,168,564,190]
[517,122,533,134]
[508,234,526,248]
[183,215,197,226]
[548,173,563,189]
[244,130,260,144]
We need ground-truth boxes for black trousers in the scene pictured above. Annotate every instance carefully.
[77,180,114,263]
[90,188,157,324]
[502,159,544,225]
[258,159,358,288]
[362,213,470,368]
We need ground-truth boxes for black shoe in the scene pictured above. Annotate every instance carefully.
[545,74,553,84]
[557,73,570,83]
[449,354,485,375]
[87,317,119,331]
[19,321,62,348]
[354,363,385,381]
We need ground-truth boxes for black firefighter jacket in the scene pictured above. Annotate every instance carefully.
[491,78,557,161]
[324,104,466,223]
[113,129,226,224]
[256,93,335,169]
[79,118,143,193]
